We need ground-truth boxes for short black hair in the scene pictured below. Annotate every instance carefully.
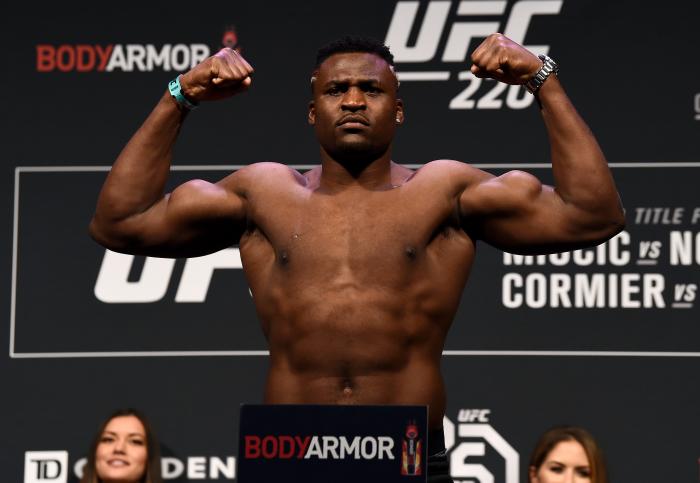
[314,35,394,70]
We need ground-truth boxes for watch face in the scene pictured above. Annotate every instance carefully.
[526,56,558,94]
[540,55,559,74]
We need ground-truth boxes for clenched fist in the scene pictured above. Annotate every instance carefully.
[179,48,254,102]
[470,33,541,85]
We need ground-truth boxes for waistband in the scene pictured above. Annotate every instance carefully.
[428,429,446,457]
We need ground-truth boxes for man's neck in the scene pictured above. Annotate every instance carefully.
[318,149,395,192]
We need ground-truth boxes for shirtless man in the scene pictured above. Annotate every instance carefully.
[90,35,624,481]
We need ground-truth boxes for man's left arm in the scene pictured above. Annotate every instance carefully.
[459,34,625,254]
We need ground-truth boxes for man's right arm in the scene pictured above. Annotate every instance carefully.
[89,48,254,258]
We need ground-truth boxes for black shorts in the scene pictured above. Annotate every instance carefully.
[427,429,453,483]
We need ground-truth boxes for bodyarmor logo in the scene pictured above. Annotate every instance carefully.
[36,26,241,73]
[401,421,423,475]
[385,0,563,110]
[222,26,240,51]
[444,410,518,483]
[243,435,395,460]
[36,44,210,72]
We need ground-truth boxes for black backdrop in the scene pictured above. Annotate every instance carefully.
[4,1,700,482]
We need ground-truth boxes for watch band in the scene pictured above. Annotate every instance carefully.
[168,75,198,110]
[525,54,559,94]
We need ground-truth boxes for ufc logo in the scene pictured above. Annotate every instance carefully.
[94,248,243,303]
[444,413,519,483]
[458,409,491,423]
[384,1,564,110]
[386,0,563,62]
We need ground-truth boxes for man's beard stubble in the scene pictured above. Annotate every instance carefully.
[324,137,391,174]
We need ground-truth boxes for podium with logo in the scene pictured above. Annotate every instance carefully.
[237,404,428,483]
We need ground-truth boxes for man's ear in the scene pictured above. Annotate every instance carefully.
[395,99,405,124]
[308,100,315,125]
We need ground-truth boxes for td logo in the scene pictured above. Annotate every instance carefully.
[444,410,519,483]
[24,451,68,483]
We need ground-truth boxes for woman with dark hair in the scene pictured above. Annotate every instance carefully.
[81,408,162,483]
[529,426,608,483]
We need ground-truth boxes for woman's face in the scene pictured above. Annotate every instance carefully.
[95,415,148,483]
[530,440,591,483]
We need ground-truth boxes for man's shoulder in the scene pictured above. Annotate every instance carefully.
[408,159,487,186]
[225,162,311,187]
[236,161,306,177]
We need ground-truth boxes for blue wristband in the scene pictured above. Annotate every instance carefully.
[168,75,198,110]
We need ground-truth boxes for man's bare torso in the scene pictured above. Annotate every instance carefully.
[90,35,625,435]
[235,161,476,429]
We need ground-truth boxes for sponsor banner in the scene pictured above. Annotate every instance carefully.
[23,452,236,482]
[11,165,700,357]
[237,404,427,483]
[34,27,240,73]
[35,44,211,73]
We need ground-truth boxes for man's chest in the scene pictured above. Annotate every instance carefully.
[242,186,465,270]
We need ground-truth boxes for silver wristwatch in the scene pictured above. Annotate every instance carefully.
[525,54,559,94]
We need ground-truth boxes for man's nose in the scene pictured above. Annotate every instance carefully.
[341,87,366,110]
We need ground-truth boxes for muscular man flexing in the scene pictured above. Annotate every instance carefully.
[90,35,624,481]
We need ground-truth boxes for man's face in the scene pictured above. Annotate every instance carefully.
[308,52,403,163]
